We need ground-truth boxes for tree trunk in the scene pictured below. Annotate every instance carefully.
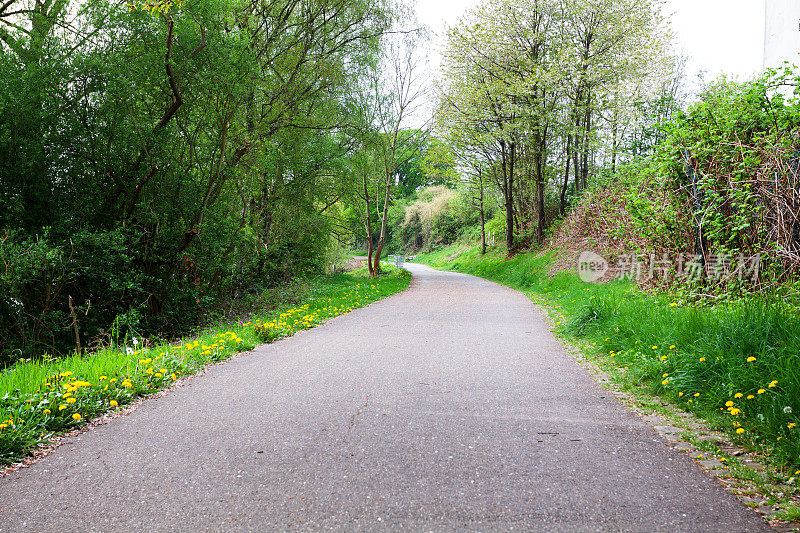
[373,175,392,276]
[535,150,545,244]
[581,90,591,190]
[560,135,572,216]
[503,141,516,251]
[479,171,486,255]
[610,110,618,175]
[362,174,374,277]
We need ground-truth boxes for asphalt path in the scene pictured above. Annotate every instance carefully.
[0,263,771,532]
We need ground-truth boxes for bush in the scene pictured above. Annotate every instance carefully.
[653,69,800,286]
[0,228,151,366]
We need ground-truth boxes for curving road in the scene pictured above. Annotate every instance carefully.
[0,264,770,532]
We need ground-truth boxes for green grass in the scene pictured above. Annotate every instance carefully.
[774,501,800,522]
[416,244,800,468]
[0,267,411,465]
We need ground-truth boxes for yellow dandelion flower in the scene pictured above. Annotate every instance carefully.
[734,393,743,399]
[789,423,796,429]
[694,393,700,397]
[757,389,766,394]
[72,413,82,421]
[679,392,684,397]
[746,357,756,363]
[746,394,754,400]
[110,400,118,407]
[43,409,51,415]
[736,428,745,434]
[58,405,67,411]
[769,380,778,388]
[66,397,76,404]
[699,357,706,362]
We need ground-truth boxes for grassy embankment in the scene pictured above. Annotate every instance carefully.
[416,244,800,471]
[0,267,411,465]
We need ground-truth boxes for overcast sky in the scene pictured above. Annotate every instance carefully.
[414,0,767,86]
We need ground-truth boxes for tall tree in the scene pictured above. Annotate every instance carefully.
[364,26,430,275]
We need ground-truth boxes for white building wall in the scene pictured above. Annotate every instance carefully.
[764,0,800,68]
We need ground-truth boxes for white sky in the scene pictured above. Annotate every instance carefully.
[414,0,481,73]
[665,0,765,84]
[414,0,767,88]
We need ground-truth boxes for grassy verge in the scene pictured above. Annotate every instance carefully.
[0,267,411,465]
[416,244,800,471]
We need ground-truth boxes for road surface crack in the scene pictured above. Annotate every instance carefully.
[348,395,370,433]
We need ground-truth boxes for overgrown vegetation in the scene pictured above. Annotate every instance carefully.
[0,267,410,465]
[0,0,431,366]
[653,73,800,287]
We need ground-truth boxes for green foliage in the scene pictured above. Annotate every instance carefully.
[575,161,691,255]
[0,0,393,364]
[437,0,670,246]
[484,211,507,240]
[394,186,461,252]
[651,69,800,284]
[0,228,154,364]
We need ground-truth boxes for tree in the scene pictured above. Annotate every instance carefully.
[439,0,562,247]
[360,26,430,276]
[0,0,394,362]
[437,0,670,249]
